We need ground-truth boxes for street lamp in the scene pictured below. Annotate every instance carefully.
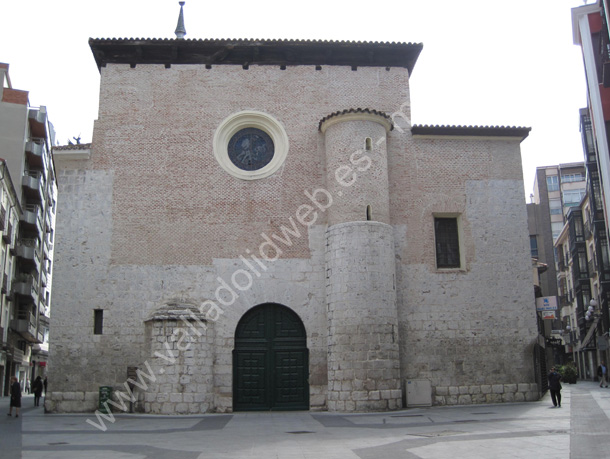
[586,299,599,321]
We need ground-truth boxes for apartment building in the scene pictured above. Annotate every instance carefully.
[529,163,587,294]
[0,62,57,395]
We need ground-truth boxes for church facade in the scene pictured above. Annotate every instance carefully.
[47,37,539,414]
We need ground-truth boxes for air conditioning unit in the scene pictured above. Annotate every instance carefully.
[406,379,432,407]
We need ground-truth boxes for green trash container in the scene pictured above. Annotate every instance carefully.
[99,386,113,414]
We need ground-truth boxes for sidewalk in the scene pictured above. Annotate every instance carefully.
[2,381,610,458]
[0,393,40,459]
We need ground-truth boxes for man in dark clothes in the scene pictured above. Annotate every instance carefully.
[7,376,21,417]
[548,366,562,408]
[32,376,43,407]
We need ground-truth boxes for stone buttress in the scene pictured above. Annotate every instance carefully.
[320,109,402,411]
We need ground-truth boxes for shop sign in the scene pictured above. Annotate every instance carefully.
[536,296,558,311]
[542,310,556,320]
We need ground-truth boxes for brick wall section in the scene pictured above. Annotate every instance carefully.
[2,88,28,105]
[323,119,390,225]
[91,64,410,266]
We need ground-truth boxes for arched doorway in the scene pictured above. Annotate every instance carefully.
[233,303,309,411]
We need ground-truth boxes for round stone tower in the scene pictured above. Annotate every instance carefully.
[320,109,402,411]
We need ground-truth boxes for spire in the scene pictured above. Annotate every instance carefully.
[175,2,186,39]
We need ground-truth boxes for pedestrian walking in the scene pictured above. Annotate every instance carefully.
[32,376,43,406]
[548,366,562,408]
[7,376,21,417]
[43,376,47,395]
[597,362,608,387]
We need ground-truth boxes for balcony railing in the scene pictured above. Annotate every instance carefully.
[16,238,41,272]
[40,268,47,287]
[25,141,45,169]
[22,171,45,204]
[12,275,39,304]
[20,204,43,236]
[10,309,40,343]
[28,107,47,139]
[39,313,49,327]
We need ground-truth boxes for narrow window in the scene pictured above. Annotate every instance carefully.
[366,205,372,221]
[530,235,538,258]
[94,309,104,335]
[365,137,372,151]
[435,217,461,269]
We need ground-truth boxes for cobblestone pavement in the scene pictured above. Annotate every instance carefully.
[1,381,609,458]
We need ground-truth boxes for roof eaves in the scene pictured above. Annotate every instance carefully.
[411,124,531,142]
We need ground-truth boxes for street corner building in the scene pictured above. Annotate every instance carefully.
[46,35,539,414]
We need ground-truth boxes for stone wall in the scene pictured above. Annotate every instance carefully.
[326,222,401,411]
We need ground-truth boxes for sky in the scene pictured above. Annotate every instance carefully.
[0,0,592,198]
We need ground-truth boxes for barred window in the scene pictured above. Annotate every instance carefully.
[435,217,461,268]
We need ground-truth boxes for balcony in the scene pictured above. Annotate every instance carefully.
[10,309,40,343]
[12,275,39,304]
[22,171,44,204]
[16,239,41,272]
[580,110,597,164]
[589,259,598,278]
[25,141,45,170]
[20,204,43,237]
[45,206,52,230]
[585,222,593,240]
[2,220,12,244]
[28,107,47,139]
[39,313,49,327]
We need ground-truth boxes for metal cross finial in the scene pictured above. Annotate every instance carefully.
[175,2,186,39]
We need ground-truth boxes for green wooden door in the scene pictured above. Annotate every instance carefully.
[233,303,309,411]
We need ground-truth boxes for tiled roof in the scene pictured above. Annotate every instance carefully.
[90,37,420,46]
[53,143,92,151]
[411,124,531,141]
[89,38,423,73]
[318,108,393,131]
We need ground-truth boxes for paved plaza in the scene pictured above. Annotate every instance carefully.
[1,381,610,458]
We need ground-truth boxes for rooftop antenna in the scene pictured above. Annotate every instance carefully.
[175,2,186,39]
